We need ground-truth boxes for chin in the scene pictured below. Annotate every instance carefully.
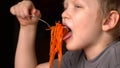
[66,43,82,51]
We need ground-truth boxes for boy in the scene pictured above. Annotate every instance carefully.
[10,0,120,68]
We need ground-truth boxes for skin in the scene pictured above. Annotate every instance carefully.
[10,0,119,68]
[62,0,102,50]
[62,0,119,60]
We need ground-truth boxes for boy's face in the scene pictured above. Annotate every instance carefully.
[62,0,103,50]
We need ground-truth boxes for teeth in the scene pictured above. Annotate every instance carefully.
[64,26,70,32]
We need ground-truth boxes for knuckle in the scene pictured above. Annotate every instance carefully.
[10,6,15,15]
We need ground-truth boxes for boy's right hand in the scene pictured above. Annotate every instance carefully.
[10,0,41,26]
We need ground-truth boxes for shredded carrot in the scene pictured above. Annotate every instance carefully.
[48,21,67,68]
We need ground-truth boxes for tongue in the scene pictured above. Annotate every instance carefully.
[63,32,72,41]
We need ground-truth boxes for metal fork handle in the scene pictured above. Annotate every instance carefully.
[31,15,50,27]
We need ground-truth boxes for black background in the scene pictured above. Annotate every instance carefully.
[0,0,65,68]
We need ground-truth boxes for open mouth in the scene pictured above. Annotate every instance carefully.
[63,25,72,41]
[64,25,71,32]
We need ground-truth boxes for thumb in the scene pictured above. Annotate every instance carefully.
[31,9,41,19]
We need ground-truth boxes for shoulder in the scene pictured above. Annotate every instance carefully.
[112,41,120,64]
[112,41,120,56]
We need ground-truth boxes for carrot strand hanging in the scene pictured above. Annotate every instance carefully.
[48,21,68,68]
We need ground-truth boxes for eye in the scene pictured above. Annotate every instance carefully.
[75,5,81,8]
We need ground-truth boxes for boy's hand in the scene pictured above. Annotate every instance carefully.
[10,1,41,26]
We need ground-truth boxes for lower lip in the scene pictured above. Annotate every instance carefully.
[63,32,72,41]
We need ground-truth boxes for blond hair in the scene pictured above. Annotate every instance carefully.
[98,0,120,39]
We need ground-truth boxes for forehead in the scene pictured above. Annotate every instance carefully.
[64,0,99,7]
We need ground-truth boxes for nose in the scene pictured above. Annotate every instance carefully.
[62,9,70,20]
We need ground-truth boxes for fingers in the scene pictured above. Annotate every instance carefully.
[10,0,41,26]
[10,5,16,15]
[31,9,41,19]
[10,1,36,18]
[10,2,29,18]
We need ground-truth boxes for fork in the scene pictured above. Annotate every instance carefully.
[31,15,50,27]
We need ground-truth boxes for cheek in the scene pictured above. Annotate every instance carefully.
[73,11,99,33]
[73,15,93,35]
[72,16,102,47]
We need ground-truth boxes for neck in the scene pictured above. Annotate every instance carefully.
[83,34,114,61]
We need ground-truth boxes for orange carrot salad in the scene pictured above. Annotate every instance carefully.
[48,21,67,68]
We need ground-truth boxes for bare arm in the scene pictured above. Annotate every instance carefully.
[10,1,49,68]
[15,25,37,68]
[16,25,49,68]
[36,62,49,68]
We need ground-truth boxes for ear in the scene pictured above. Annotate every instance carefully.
[102,11,119,31]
